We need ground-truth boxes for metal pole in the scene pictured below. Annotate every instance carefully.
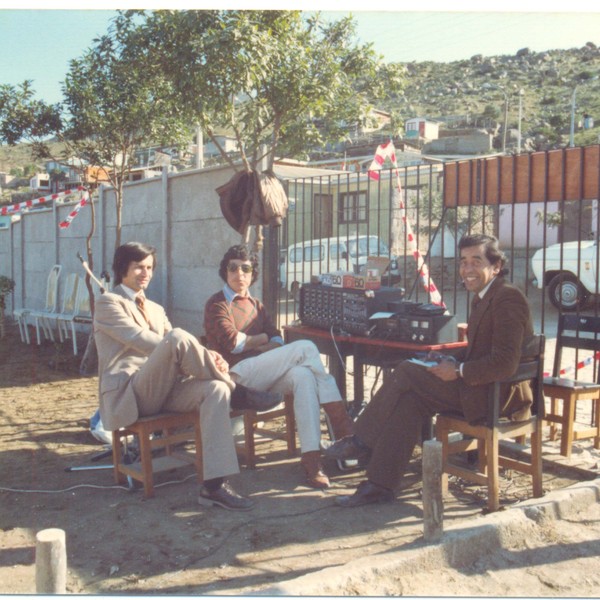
[517,89,524,153]
[502,93,508,154]
[570,86,578,148]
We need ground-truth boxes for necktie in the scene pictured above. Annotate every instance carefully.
[471,295,481,311]
[135,294,150,324]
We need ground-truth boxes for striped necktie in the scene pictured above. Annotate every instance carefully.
[135,294,150,324]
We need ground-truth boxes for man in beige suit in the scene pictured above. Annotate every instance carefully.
[325,234,534,507]
[94,242,282,511]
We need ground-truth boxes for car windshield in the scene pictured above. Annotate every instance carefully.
[347,237,389,257]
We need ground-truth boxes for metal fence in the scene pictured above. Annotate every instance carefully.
[272,163,600,353]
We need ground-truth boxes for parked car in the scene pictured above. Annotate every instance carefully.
[531,239,599,310]
[282,234,401,298]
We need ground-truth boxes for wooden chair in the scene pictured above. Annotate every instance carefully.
[111,411,203,498]
[543,313,600,458]
[231,393,297,468]
[435,334,545,512]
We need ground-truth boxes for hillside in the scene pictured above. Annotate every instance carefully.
[386,43,600,151]
[2,43,600,178]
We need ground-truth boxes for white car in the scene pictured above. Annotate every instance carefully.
[531,240,599,310]
[282,234,401,298]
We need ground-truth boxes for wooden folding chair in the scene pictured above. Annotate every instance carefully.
[543,313,600,457]
[436,334,545,512]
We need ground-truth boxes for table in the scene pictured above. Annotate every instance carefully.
[283,324,467,414]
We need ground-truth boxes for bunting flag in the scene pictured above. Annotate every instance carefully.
[543,350,600,378]
[368,141,445,307]
[58,189,90,229]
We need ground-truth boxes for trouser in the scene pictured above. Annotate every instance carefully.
[229,340,343,452]
[355,360,462,490]
[131,328,239,481]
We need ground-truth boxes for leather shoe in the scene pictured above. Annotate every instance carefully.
[335,480,394,508]
[323,434,371,462]
[230,384,283,412]
[198,481,255,511]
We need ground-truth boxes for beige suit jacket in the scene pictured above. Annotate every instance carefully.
[93,285,171,431]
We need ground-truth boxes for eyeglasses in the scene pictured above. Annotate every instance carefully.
[227,263,253,274]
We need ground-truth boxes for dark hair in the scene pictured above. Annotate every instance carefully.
[458,233,509,276]
[112,242,157,285]
[219,244,259,285]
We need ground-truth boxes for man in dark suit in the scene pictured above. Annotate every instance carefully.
[324,233,534,507]
[94,242,282,511]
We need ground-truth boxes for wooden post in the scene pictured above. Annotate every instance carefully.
[422,440,444,542]
[36,528,67,593]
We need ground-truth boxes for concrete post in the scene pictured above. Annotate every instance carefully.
[422,439,444,542]
[35,528,67,593]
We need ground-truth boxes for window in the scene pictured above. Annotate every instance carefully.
[340,191,367,224]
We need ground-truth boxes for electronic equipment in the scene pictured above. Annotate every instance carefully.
[299,283,405,336]
[370,312,458,344]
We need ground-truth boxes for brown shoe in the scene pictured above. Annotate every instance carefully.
[335,480,394,507]
[323,401,355,440]
[301,451,330,489]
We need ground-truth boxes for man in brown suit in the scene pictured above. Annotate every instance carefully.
[94,242,282,511]
[324,233,534,507]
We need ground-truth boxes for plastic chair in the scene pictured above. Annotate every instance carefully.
[436,334,545,512]
[15,264,62,344]
[543,313,600,457]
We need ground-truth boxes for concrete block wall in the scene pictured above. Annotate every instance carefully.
[1,163,260,337]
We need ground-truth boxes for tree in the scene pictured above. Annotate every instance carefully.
[116,10,405,171]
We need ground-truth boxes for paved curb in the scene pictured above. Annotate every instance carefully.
[256,477,600,596]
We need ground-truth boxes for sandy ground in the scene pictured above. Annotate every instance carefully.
[1,321,599,596]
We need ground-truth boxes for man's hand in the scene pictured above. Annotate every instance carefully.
[210,350,230,374]
[428,357,459,381]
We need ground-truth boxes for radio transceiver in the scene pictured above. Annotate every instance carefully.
[299,284,404,336]
[299,284,458,344]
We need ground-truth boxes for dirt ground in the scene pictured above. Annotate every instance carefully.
[1,321,599,596]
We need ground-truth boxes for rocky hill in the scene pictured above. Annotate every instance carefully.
[385,43,600,152]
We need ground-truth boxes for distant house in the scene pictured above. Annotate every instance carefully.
[29,173,51,194]
[404,118,440,142]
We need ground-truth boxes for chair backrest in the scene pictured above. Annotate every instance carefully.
[75,276,93,319]
[59,273,81,315]
[553,313,600,380]
[43,265,62,312]
[488,333,545,424]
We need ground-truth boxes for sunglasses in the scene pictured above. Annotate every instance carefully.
[227,263,253,274]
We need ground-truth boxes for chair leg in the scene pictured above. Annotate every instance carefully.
[137,428,155,498]
[435,420,450,496]
[112,432,126,485]
[531,426,543,498]
[486,430,500,513]
[560,398,576,458]
[549,397,559,441]
[594,397,600,450]
[242,412,257,469]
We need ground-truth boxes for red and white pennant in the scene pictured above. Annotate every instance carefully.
[0,186,89,229]
[367,141,445,307]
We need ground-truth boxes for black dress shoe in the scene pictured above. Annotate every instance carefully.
[230,384,283,412]
[198,481,255,511]
[323,434,371,461]
[335,480,394,508]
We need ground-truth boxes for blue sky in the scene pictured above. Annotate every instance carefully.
[1,5,599,104]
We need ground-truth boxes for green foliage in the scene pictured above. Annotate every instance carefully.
[115,10,405,170]
[0,275,15,310]
[0,80,62,145]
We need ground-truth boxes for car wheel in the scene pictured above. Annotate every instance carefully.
[547,274,587,311]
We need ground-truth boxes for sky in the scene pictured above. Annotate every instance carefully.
[0,3,600,104]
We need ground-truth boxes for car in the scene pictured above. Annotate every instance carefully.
[281,234,401,299]
[531,239,599,310]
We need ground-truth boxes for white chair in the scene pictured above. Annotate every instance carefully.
[16,265,62,345]
[47,273,83,353]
